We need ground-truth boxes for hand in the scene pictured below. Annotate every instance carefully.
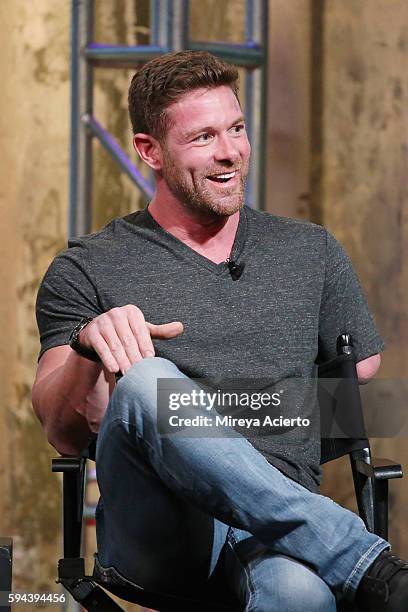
[78,305,183,374]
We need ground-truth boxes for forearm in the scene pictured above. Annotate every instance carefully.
[33,306,184,454]
[32,350,109,455]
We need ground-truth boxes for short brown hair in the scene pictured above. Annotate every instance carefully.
[128,50,239,141]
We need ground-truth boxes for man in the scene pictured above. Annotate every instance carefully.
[32,51,408,611]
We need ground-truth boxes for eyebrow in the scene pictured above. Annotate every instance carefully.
[182,115,246,141]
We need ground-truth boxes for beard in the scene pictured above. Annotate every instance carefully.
[161,151,248,218]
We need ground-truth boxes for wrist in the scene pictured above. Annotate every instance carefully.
[69,317,100,362]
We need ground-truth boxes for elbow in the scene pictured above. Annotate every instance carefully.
[356,353,381,384]
[31,389,58,451]
[31,382,45,426]
[31,383,79,456]
[42,416,84,456]
[46,430,82,457]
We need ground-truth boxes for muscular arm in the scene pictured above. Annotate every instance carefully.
[32,345,113,456]
[32,305,184,456]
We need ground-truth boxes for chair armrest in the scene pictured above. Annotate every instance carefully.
[52,456,86,557]
[52,457,84,473]
[355,457,403,480]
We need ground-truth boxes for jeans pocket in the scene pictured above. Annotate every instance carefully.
[93,553,144,590]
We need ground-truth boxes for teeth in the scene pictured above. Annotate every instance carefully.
[212,171,236,179]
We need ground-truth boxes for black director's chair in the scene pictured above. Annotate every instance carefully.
[52,334,403,611]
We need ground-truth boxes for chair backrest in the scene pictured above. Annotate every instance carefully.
[318,334,370,465]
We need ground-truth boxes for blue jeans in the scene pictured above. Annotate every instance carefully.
[95,358,389,611]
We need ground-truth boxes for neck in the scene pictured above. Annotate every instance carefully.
[148,196,240,264]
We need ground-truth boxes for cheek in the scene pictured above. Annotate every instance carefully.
[187,156,212,177]
[242,139,251,159]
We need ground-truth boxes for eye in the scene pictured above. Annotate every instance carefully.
[194,132,212,143]
[230,123,246,135]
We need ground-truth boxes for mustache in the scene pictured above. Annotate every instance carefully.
[204,165,247,177]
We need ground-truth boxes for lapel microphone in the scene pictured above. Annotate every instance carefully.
[226,258,246,280]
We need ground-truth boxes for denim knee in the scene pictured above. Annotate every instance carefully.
[249,575,336,612]
[123,356,180,384]
[103,356,182,434]
[243,554,337,612]
[280,581,337,612]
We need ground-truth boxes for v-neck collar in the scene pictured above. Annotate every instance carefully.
[135,205,249,276]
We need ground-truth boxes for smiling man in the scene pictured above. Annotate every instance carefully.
[33,51,407,611]
[153,86,249,217]
[133,80,250,263]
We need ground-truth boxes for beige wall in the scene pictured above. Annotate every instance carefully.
[316,0,408,555]
[0,0,70,598]
[266,0,312,219]
[320,0,408,377]
[0,0,407,602]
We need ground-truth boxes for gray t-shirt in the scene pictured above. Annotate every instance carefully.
[36,206,384,492]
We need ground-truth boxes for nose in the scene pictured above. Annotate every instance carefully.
[214,133,240,164]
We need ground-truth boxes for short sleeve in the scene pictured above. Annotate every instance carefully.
[317,230,385,363]
[36,241,103,359]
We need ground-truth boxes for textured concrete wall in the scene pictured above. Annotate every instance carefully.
[320,0,408,374]
[0,0,70,600]
[316,0,408,554]
[266,0,312,218]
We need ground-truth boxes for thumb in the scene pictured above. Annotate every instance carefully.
[146,321,184,339]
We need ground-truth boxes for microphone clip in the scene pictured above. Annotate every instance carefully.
[226,257,245,280]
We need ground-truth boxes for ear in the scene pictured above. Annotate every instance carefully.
[133,133,163,171]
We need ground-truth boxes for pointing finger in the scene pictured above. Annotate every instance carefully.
[146,321,184,339]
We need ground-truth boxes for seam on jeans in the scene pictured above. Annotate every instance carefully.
[343,540,385,595]
[228,531,258,612]
[95,556,145,590]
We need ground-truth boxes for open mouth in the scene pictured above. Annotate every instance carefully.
[206,170,237,184]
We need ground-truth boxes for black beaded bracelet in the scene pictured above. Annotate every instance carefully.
[69,317,101,362]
